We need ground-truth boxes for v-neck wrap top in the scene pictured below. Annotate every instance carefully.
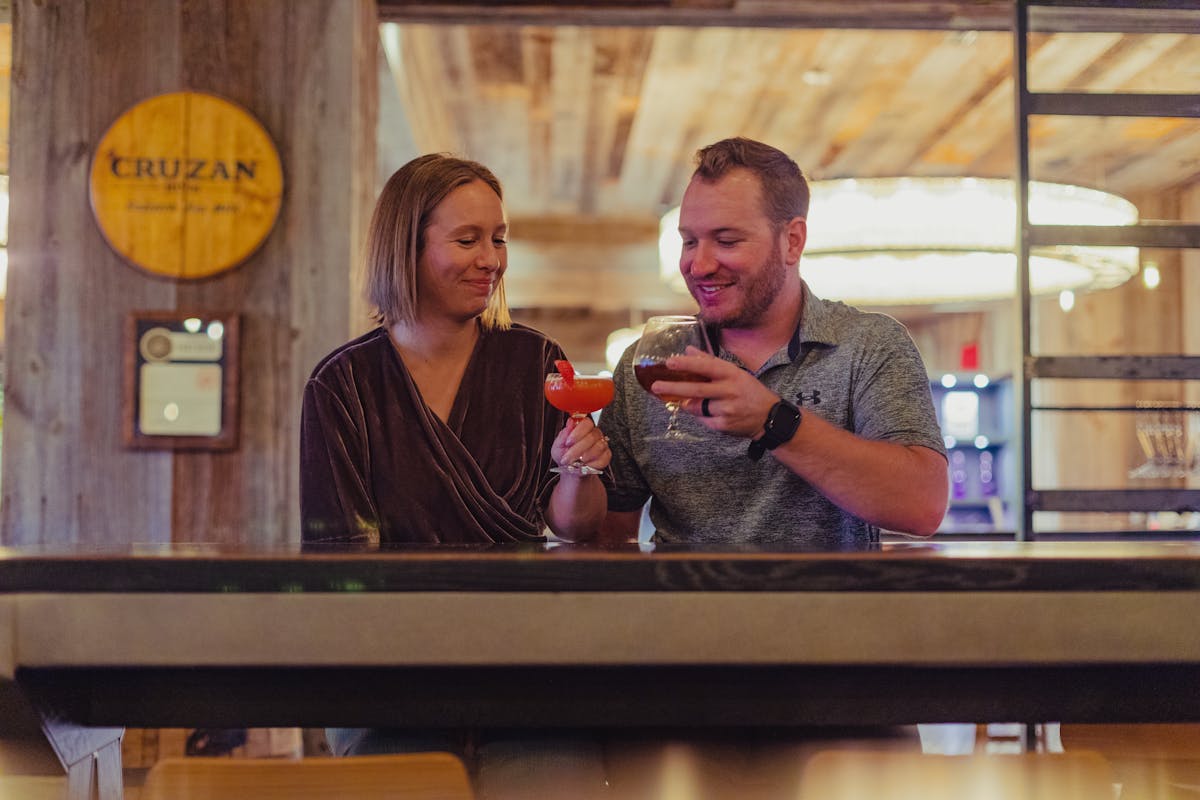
[300,325,567,544]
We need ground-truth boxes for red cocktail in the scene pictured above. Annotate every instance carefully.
[544,374,615,418]
[544,371,613,476]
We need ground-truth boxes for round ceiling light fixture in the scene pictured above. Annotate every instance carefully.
[659,177,1139,306]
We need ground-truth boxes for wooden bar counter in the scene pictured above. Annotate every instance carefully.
[3,540,1200,731]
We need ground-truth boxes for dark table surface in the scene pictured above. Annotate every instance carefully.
[4,538,1200,593]
[5,539,1200,729]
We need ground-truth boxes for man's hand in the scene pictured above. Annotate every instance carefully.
[650,346,779,439]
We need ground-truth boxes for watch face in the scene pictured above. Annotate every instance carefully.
[764,401,801,448]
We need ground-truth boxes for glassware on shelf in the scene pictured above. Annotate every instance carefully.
[1128,402,1198,480]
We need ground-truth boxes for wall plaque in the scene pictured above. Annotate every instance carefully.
[90,91,284,279]
[124,311,240,450]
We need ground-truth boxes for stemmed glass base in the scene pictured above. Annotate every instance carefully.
[549,409,608,476]
[642,402,703,442]
[551,463,605,476]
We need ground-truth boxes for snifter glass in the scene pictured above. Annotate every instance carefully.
[633,315,714,441]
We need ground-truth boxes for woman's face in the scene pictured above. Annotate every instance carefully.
[416,179,508,323]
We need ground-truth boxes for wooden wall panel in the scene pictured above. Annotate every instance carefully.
[2,0,174,545]
[2,0,376,546]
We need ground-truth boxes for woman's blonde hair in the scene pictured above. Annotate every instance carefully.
[365,153,511,329]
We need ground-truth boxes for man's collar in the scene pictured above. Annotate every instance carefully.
[786,280,839,360]
[704,281,840,366]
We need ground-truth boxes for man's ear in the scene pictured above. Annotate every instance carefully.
[783,216,807,266]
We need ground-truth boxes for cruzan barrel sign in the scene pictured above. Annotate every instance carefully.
[90,91,284,279]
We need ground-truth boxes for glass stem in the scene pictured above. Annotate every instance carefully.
[666,403,682,436]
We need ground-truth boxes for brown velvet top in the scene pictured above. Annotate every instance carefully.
[300,324,567,544]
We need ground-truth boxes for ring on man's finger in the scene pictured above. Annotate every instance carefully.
[701,398,712,418]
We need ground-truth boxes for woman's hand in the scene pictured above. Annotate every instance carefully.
[551,415,611,476]
[545,415,611,541]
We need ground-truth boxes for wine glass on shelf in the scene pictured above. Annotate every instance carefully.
[544,365,614,475]
[633,315,714,441]
[1129,401,1197,480]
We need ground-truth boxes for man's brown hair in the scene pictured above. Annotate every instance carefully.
[693,137,810,230]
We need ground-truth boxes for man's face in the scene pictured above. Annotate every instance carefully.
[677,168,795,329]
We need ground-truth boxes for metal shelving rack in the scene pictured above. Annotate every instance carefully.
[1014,0,1200,540]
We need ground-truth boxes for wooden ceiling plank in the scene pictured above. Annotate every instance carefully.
[1104,126,1200,197]
[819,31,946,177]
[669,27,793,178]
[467,26,532,210]
[614,27,730,212]
[657,27,800,208]
[1027,116,1126,191]
[435,26,483,157]
[600,27,655,198]
[857,32,1013,178]
[581,28,628,215]
[736,29,826,139]
[1026,31,1127,92]
[980,33,1197,192]
[522,26,554,211]
[910,31,1121,177]
[549,26,593,212]
[385,24,463,153]
[1062,33,1188,92]
[412,25,466,151]
[1109,34,1200,94]
[376,39,420,183]
[756,30,849,176]
[785,31,889,177]
[380,20,1200,233]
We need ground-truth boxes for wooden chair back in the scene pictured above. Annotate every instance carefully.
[140,752,473,800]
[798,749,1113,800]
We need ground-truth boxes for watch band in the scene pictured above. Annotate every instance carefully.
[748,399,802,461]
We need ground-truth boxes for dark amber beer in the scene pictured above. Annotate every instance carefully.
[634,360,710,405]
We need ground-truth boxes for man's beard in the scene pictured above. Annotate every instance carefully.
[692,238,788,330]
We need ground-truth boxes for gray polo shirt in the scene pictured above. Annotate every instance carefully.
[599,284,947,549]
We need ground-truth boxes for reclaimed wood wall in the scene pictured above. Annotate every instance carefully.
[2,0,377,546]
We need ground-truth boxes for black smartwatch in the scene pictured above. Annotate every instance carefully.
[748,399,802,461]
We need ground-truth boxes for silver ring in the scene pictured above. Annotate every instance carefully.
[701,398,712,417]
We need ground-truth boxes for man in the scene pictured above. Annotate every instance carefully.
[599,137,948,548]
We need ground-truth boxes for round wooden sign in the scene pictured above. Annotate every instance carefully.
[89,91,284,280]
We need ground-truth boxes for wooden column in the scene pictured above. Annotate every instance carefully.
[2,0,377,546]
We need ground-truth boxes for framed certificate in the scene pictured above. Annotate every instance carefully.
[123,311,240,450]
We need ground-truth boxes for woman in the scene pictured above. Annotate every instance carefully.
[301,153,610,545]
[302,155,610,797]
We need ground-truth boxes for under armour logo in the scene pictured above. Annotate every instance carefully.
[796,390,821,405]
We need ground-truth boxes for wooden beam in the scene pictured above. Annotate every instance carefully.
[1027,355,1200,380]
[1031,490,1200,514]
[378,1,1017,31]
